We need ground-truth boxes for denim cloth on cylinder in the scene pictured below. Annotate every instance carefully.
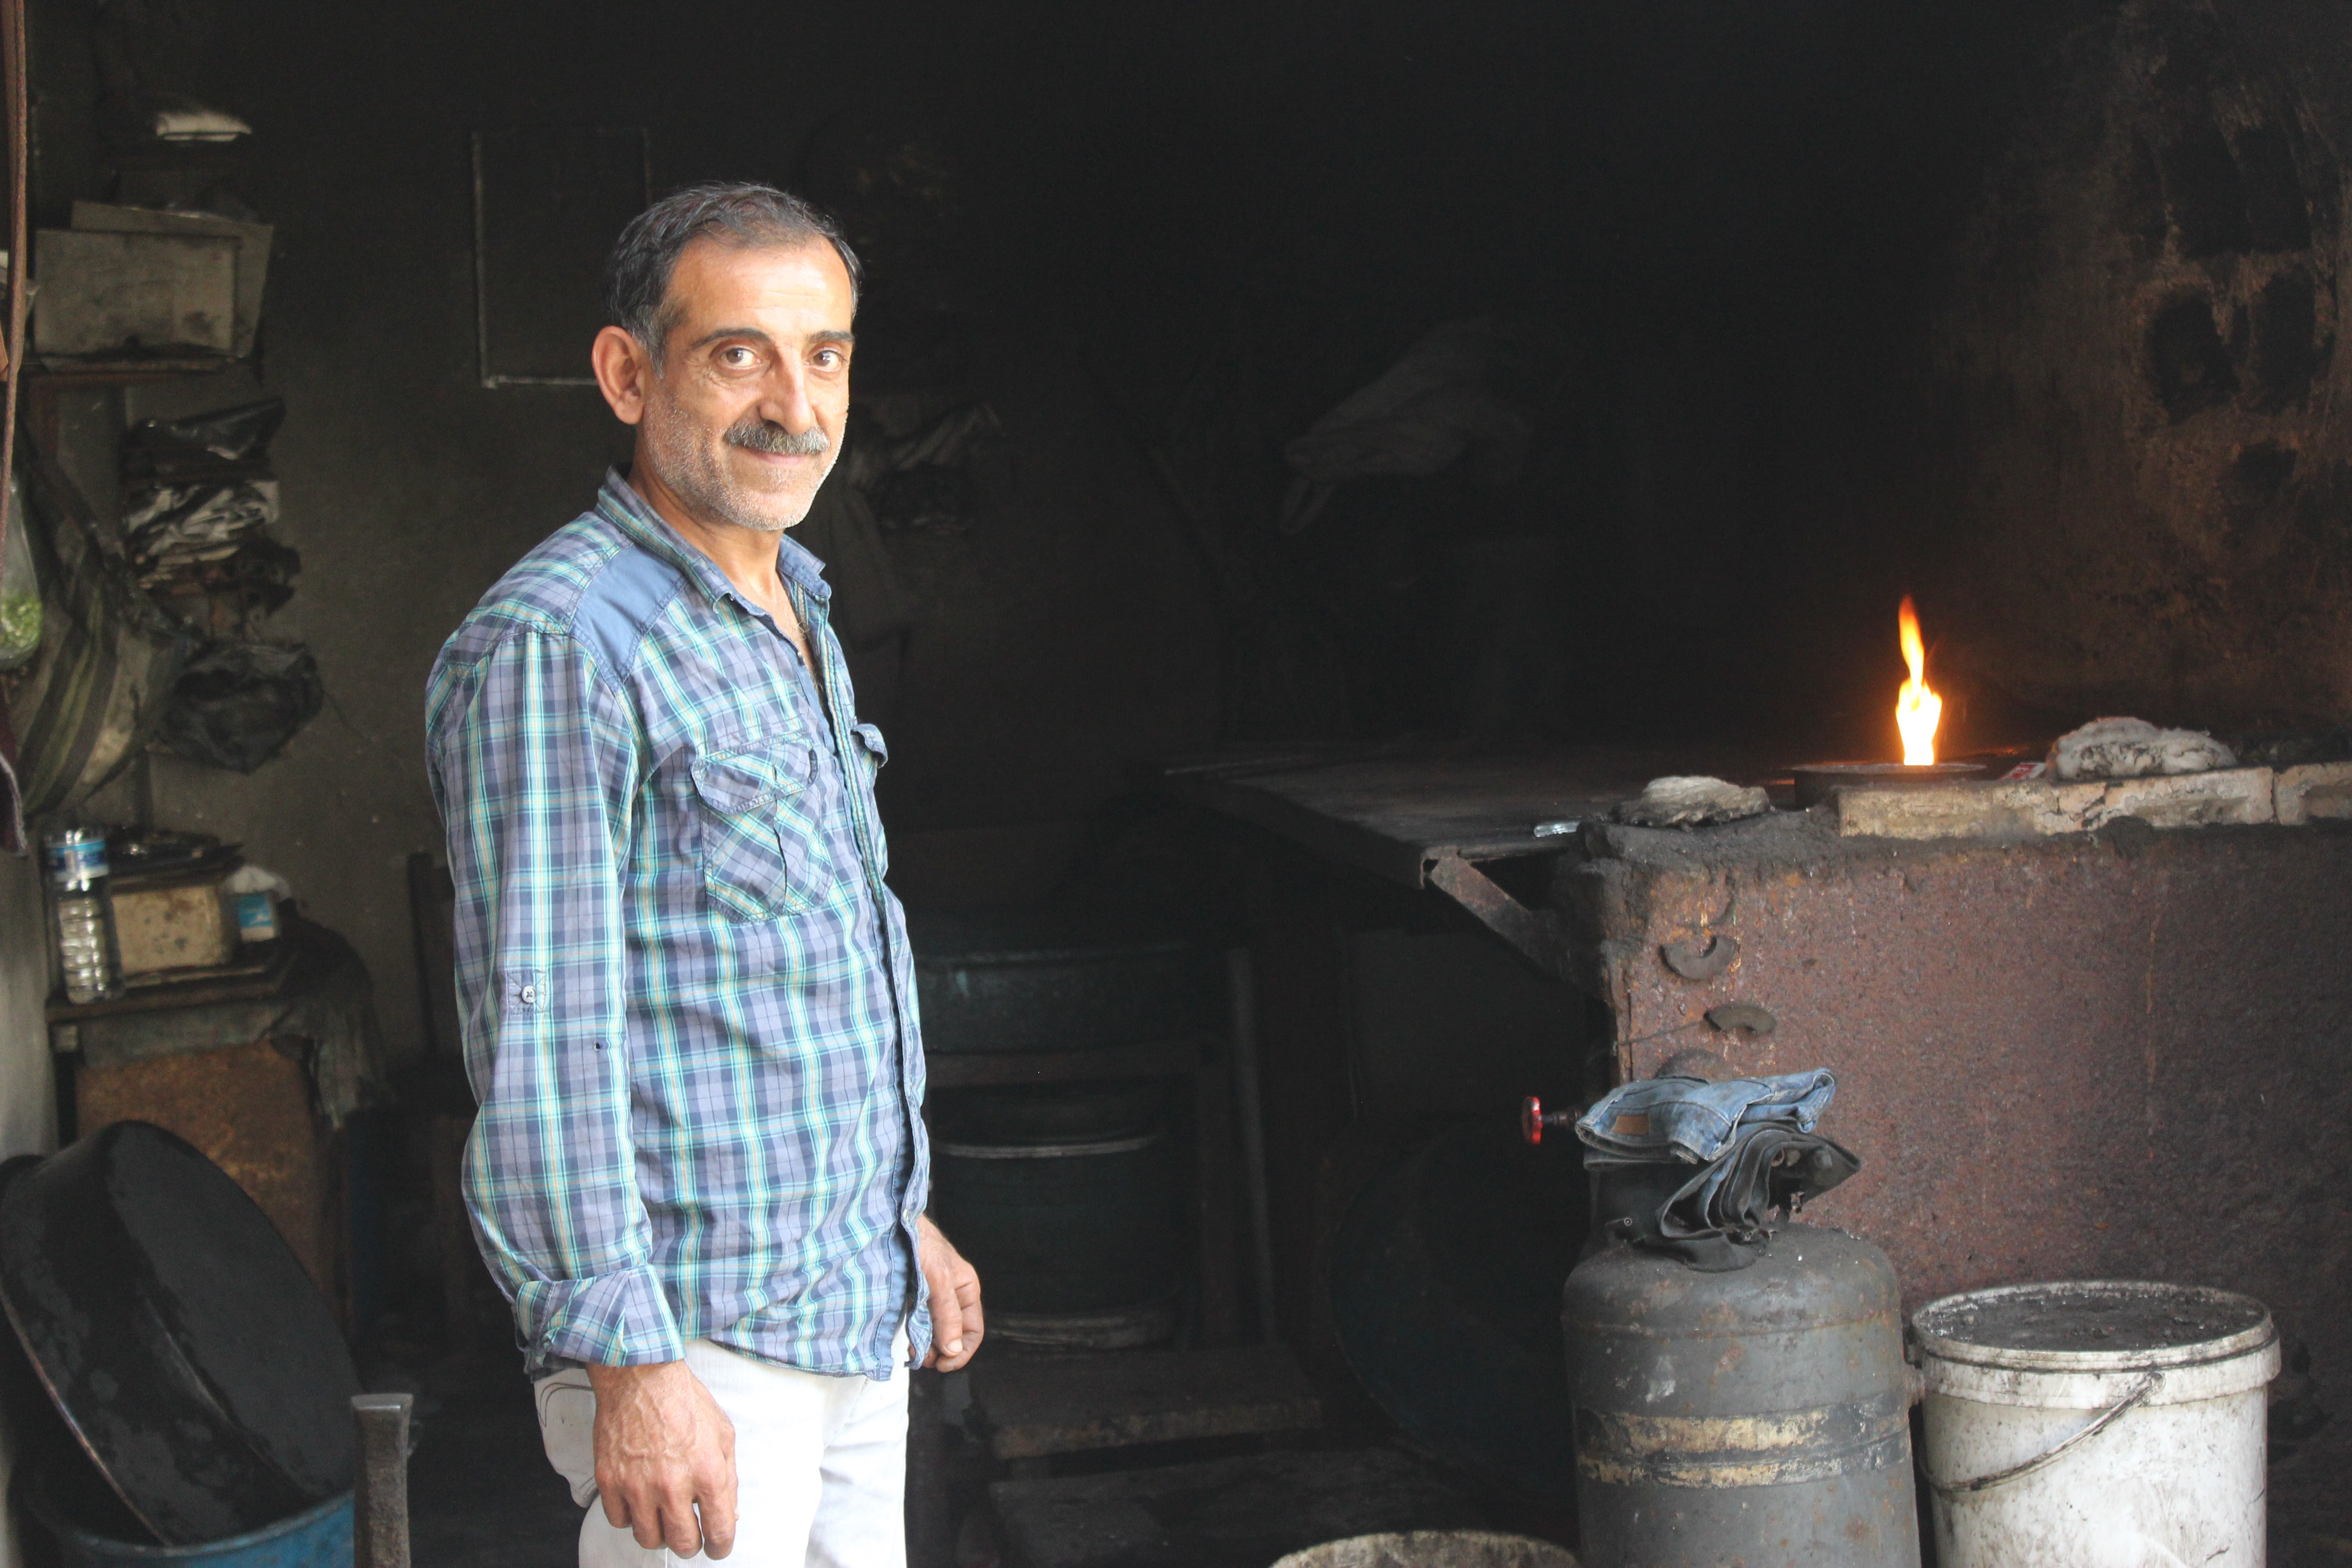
[426,470,928,1379]
[1574,1069,1838,1163]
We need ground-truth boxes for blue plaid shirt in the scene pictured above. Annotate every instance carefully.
[425,470,928,1378]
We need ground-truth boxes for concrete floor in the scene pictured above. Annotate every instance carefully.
[403,1357,583,1568]
[396,1350,2352,1568]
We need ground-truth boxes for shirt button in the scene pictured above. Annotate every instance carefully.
[520,985,539,1005]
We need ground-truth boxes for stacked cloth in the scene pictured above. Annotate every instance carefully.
[124,478,283,590]
[118,398,298,639]
[1575,1068,1859,1270]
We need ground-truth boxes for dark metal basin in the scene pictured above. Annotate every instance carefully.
[0,1122,359,1544]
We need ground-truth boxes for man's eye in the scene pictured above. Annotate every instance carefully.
[814,349,842,370]
[720,347,757,368]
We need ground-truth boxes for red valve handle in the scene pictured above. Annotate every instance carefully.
[1520,1094,1575,1146]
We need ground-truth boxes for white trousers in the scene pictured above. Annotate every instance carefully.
[536,1336,911,1568]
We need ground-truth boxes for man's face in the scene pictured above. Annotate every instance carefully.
[620,236,856,534]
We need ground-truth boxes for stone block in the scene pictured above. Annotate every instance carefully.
[1836,779,2096,841]
[2086,766,2274,830]
[2276,761,2352,826]
[1838,768,2275,840]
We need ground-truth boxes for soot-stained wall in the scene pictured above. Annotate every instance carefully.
[25,0,2352,1061]
[1926,0,2352,738]
[27,0,1249,1060]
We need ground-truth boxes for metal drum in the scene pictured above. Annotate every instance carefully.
[910,908,1221,1056]
[929,1082,1187,1348]
[914,908,1218,1349]
[1563,1222,1921,1567]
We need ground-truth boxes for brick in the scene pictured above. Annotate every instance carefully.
[2276,761,2352,826]
[1837,779,2095,841]
[2086,766,2274,830]
[1838,769,2275,840]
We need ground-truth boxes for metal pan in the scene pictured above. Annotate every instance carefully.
[1791,760,1988,808]
[0,1121,359,1544]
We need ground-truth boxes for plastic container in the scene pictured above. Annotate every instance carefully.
[1913,1279,2279,1568]
[0,470,39,670]
[42,825,122,1004]
[21,1457,352,1568]
[223,865,291,942]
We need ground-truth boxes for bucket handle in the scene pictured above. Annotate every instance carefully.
[1929,1372,2161,1497]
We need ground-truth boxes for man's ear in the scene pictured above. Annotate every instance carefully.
[592,326,653,426]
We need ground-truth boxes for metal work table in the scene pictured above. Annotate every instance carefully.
[1157,745,1770,993]
[1157,745,1760,892]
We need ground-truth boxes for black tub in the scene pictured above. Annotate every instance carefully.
[0,1122,359,1544]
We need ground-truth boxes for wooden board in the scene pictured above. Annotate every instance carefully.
[46,936,295,1022]
[990,1447,1484,1568]
[970,1345,1320,1460]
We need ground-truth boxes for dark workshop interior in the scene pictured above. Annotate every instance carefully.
[3,0,2352,1565]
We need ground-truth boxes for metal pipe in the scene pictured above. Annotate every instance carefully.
[1225,947,1279,1344]
[351,1391,413,1568]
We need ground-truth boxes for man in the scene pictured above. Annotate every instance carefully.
[426,182,980,1567]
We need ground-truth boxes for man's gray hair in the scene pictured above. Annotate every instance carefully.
[602,181,863,363]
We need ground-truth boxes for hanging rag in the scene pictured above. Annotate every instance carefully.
[7,438,192,818]
[1578,1068,1859,1271]
[0,686,23,856]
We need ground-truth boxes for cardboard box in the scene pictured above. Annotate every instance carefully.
[33,229,237,357]
[71,201,271,358]
[112,875,237,975]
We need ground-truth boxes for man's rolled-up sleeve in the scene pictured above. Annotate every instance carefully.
[430,627,682,1366]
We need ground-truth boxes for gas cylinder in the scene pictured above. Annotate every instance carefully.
[1562,1221,1922,1567]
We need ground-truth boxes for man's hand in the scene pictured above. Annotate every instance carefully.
[918,1215,984,1372]
[586,1359,737,1559]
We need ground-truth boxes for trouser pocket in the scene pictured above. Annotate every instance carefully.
[535,1369,600,1508]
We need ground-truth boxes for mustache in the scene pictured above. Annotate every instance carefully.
[724,414,832,456]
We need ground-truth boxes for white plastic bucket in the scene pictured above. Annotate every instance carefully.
[1913,1280,2279,1568]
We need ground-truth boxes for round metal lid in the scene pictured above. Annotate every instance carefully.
[1911,1279,2274,1373]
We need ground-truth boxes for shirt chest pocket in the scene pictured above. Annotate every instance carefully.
[849,722,889,878]
[690,740,842,920]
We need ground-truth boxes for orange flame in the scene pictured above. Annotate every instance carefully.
[1896,596,1941,766]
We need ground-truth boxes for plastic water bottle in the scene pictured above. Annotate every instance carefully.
[43,825,122,1004]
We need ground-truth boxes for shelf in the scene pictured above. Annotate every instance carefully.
[27,356,240,386]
